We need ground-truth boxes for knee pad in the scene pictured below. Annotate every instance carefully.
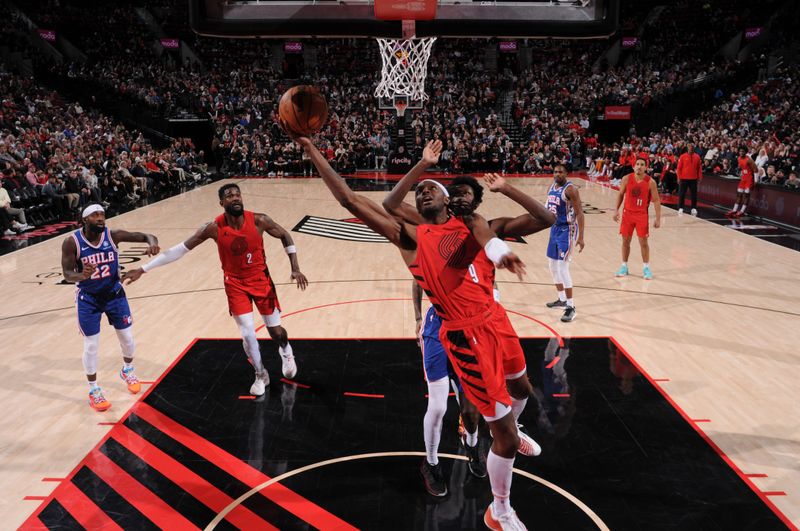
[558,260,573,289]
[82,334,100,375]
[548,258,562,284]
[426,378,449,419]
[115,327,135,358]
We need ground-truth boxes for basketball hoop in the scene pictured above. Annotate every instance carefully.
[374,21,436,103]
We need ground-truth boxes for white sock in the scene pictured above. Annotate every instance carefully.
[511,397,528,422]
[622,262,628,268]
[740,204,747,213]
[643,263,650,268]
[424,379,449,465]
[557,290,566,302]
[733,203,739,211]
[279,342,293,358]
[566,298,574,308]
[88,381,99,391]
[123,362,133,371]
[465,427,478,448]
[487,450,514,516]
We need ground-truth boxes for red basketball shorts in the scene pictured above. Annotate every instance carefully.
[439,303,526,419]
[223,272,281,317]
[737,176,753,193]
[620,211,649,238]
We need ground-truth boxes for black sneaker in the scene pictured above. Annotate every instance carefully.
[561,306,576,322]
[463,438,487,479]
[420,459,448,497]
[546,299,567,308]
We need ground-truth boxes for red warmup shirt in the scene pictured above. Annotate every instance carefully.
[410,216,495,321]
[215,210,267,278]
[624,174,652,215]
[677,152,702,180]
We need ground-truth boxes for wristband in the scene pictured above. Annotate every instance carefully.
[484,237,511,265]
[285,245,297,254]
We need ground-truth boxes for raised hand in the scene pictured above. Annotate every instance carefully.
[422,139,443,165]
[483,173,508,193]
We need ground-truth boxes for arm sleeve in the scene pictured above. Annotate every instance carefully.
[141,243,190,272]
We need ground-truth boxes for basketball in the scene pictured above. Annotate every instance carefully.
[279,85,328,137]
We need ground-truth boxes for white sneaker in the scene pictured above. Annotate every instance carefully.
[484,503,527,531]
[516,424,542,457]
[691,208,698,216]
[3,229,14,236]
[250,370,269,396]
[677,208,684,216]
[279,344,297,379]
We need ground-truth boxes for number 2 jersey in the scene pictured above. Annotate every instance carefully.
[410,216,495,321]
[72,227,122,295]
[215,210,267,279]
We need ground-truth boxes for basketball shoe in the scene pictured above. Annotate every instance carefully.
[88,388,111,412]
[561,306,576,322]
[546,299,567,308]
[643,265,653,280]
[119,366,141,394]
[461,435,487,478]
[279,344,297,379]
[484,503,527,531]
[420,459,448,497]
[250,370,269,396]
[516,424,542,457]
[615,264,629,277]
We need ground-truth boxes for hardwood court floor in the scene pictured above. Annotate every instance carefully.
[1,177,798,528]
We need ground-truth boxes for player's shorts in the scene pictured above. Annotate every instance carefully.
[439,303,526,420]
[421,307,460,388]
[546,224,576,261]
[620,210,649,238]
[76,286,132,336]
[224,270,281,319]
[737,176,753,193]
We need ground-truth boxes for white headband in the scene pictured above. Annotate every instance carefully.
[418,179,449,197]
[82,204,105,218]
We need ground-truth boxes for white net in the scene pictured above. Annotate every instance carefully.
[374,36,437,102]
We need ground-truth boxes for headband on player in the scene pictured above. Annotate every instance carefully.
[82,204,105,218]
[419,179,449,197]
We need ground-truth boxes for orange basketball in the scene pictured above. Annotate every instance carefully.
[279,85,328,137]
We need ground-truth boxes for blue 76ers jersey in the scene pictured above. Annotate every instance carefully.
[546,181,574,226]
[72,228,121,295]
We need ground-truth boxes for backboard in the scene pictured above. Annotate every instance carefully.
[189,0,619,39]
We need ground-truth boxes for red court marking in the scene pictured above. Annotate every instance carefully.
[85,450,198,529]
[691,419,712,423]
[280,378,311,389]
[545,356,561,369]
[763,492,787,496]
[112,425,276,530]
[51,481,123,531]
[343,392,385,399]
[255,298,563,346]
[23,496,48,501]
[653,378,670,382]
[19,338,201,529]
[133,402,357,530]
[238,395,256,400]
[41,478,67,482]
[746,473,769,478]
[552,393,571,398]
[608,337,796,530]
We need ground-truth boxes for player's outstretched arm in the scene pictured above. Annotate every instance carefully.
[61,236,95,283]
[613,175,629,222]
[649,178,662,228]
[566,185,586,251]
[121,222,214,284]
[256,213,308,290]
[111,230,160,256]
[294,135,410,247]
[483,173,555,238]
[382,140,442,225]
[463,213,526,280]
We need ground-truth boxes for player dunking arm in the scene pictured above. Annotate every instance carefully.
[544,164,585,322]
[613,158,661,280]
[727,147,758,218]
[292,129,533,530]
[122,184,308,396]
[384,144,552,495]
[61,204,159,411]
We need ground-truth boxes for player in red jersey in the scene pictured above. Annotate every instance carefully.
[122,184,308,396]
[727,147,758,218]
[613,158,662,280]
[292,129,532,530]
